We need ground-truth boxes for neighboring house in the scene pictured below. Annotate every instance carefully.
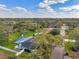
[15,36,36,51]
[0,53,8,59]
[60,24,68,37]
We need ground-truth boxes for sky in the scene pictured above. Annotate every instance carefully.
[0,0,79,18]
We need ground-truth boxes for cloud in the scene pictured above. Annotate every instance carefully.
[39,2,55,13]
[36,8,79,18]
[60,12,79,18]
[0,4,6,8]
[15,7,27,12]
[0,4,11,11]
[0,4,38,18]
[60,4,79,11]
[0,4,79,18]
[39,0,68,12]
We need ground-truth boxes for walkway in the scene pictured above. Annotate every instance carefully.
[0,46,18,53]
[0,46,24,56]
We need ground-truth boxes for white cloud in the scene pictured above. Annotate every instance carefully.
[0,4,6,8]
[15,7,27,12]
[0,4,38,18]
[0,4,79,18]
[0,4,11,11]
[36,8,79,18]
[60,4,79,11]
[60,12,79,18]
[39,2,55,12]
[54,0,67,3]
[39,0,68,12]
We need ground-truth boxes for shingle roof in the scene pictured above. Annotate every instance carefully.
[22,42,36,50]
[15,36,34,43]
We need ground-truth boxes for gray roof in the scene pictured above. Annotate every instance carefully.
[22,42,36,50]
[15,36,34,43]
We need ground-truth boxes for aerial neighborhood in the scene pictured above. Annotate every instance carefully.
[0,18,79,59]
[0,0,79,59]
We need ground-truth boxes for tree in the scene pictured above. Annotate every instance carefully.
[53,35,63,46]
[0,20,4,32]
[50,29,60,36]
[27,33,63,59]
[13,20,38,33]
[29,34,55,59]
[37,20,49,28]
[0,32,7,46]
[64,42,75,56]
[68,27,79,40]
[56,19,64,27]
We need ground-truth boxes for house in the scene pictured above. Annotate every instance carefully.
[0,53,8,59]
[15,36,36,51]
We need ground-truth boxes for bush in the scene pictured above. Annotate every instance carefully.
[64,42,75,56]
[50,29,60,36]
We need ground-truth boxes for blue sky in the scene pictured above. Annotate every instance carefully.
[0,0,41,11]
[0,0,79,18]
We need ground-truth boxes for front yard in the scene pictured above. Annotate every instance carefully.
[0,31,36,59]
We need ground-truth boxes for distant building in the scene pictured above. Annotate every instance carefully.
[0,53,8,59]
[60,24,68,37]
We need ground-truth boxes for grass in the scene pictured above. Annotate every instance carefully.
[8,32,21,42]
[24,31,35,37]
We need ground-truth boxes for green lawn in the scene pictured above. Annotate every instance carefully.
[8,31,35,41]
[24,31,35,37]
[8,32,20,41]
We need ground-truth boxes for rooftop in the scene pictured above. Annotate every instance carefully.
[15,36,34,43]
